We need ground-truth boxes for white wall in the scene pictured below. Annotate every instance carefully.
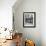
[13,0,42,46]
[0,0,16,30]
[41,0,46,46]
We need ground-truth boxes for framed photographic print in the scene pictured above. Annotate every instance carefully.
[23,12,36,28]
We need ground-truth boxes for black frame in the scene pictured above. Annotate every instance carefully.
[23,12,36,28]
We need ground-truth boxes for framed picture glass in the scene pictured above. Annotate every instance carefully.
[23,12,36,28]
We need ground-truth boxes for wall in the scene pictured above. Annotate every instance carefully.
[13,0,41,46]
[0,0,16,30]
[41,0,46,46]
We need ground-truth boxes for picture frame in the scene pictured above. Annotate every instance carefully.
[23,12,36,28]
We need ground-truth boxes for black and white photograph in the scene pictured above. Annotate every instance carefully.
[23,12,36,28]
